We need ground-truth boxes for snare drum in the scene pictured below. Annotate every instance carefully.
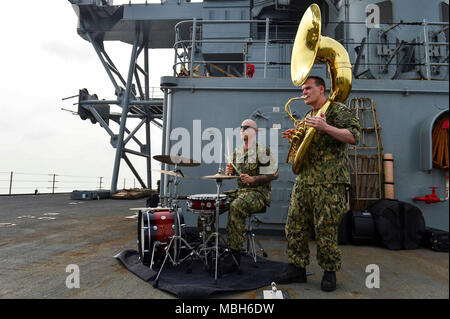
[137,207,184,266]
[187,194,229,214]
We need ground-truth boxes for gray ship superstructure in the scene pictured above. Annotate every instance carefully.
[68,0,449,231]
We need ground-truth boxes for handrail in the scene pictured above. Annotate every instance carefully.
[172,18,449,79]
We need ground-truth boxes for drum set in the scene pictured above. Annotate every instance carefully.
[137,154,239,285]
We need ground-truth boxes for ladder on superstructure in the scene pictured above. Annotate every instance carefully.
[348,97,384,210]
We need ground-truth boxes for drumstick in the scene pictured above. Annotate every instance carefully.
[225,152,252,186]
[225,139,250,185]
[226,137,231,167]
[226,137,231,161]
[225,138,241,175]
[224,152,242,175]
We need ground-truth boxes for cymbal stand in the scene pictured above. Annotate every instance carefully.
[213,176,224,281]
[171,164,181,262]
[153,164,199,287]
[159,176,173,208]
[197,168,240,282]
[197,212,214,267]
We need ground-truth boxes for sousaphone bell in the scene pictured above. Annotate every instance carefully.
[286,4,352,174]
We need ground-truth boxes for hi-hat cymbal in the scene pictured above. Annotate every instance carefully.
[153,155,200,167]
[152,169,184,178]
[201,173,239,180]
[152,169,196,179]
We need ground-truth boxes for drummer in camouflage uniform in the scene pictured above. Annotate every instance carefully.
[277,76,360,292]
[221,119,278,273]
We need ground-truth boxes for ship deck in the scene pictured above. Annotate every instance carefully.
[0,194,448,299]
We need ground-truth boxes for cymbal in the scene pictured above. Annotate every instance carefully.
[201,173,239,180]
[152,169,185,178]
[152,169,198,180]
[153,155,200,167]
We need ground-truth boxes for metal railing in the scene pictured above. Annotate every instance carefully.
[146,86,165,99]
[173,18,284,79]
[420,20,449,79]
[0,171,141,195]
[172,18,449,80]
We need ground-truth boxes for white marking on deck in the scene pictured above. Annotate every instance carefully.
[0,223,16,227]
[17,215,36,219]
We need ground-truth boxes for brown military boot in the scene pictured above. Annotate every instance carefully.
[321,271,336,292]
[274,264,307,284]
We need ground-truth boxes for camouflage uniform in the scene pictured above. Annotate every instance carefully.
[225,142,278,251]
[286,102,360,271]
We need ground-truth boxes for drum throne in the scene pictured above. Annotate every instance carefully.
[243,207,269,262]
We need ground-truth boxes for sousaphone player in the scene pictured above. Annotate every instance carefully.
[276,4,361,292]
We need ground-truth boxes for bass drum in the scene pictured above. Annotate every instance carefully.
[137,207,185,267]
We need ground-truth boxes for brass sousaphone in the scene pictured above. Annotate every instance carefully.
[286,4,352,174]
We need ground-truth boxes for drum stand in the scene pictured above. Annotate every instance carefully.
[153,164,199,287]
[196,213,214,263]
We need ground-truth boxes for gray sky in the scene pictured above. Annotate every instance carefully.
[0,1,174,192]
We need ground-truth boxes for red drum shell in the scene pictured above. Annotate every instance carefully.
[137,208,184,266]
[187,194,229,213]
[149,210,174,243]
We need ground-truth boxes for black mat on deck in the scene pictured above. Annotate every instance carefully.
[114,249,289,298]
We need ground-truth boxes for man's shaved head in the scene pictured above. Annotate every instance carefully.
[240,119,258,145]
[241,119,258,131]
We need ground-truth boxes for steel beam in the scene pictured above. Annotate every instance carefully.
[111,26,140,194]
[123,148,151,158]
[145,44,152,190]
[123,154,146,189]
[87,106,115,137]
[123,118,146,145]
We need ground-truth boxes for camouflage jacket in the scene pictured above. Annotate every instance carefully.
[298,101,360,185]
[230,142,278,206]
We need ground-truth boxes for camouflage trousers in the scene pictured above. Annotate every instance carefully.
[224,189,266,251]
[286,181,347,272]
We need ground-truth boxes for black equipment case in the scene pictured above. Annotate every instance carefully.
[338,210,377,245]
[350,210,377,245]
[367,199,426,250]
[71,190,111,200]
[421,227,449,252]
